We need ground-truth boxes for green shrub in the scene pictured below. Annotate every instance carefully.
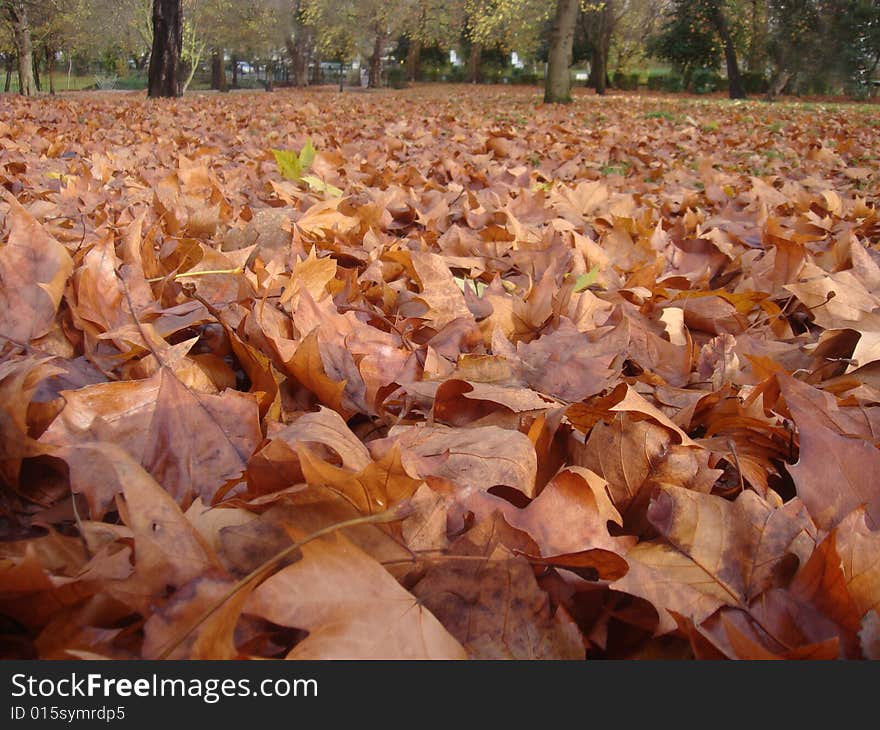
[797,76,832,95]
[660,73,684,92]
[647,72,667,91]
[741,71,768,94]
[613,71,640,90]
[691,68,719,94]
[113,74,148,90]
[383,65,407,89]
[510,68,540,85]
[446,67,466,83]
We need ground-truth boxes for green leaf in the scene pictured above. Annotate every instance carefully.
[453,276,487,297]
[272,148,303,182]
[298,138,317,171]
[572,266,600,293]
[301,175,343,197]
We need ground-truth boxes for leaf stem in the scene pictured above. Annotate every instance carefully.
[147,267,243,283]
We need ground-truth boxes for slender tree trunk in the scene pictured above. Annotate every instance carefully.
[594,46,607,95]
[45,45,55,95]
[32,51,40,91]
[368,32,384,88]
[265,61,274,91]
[765,69,791,101]
[406,39,421,82]
[587,1,612,94]
[544,0,579,103]
[211,48,227,91]
[231,56,239,87]
[6,1,36,96]
[293,37,309,87]
[313,51,322,84]
[708,0,746,99]
[147,0,182,98]
[4,53,13,92]
[468,43,482,83]
[285,37,298,85]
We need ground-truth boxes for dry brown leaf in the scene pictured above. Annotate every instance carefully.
[779,374,880,529]
[392,423,538,498]
[612,485,814,634]
[411,514,585,659]
[0,192,73,344]
[245,533,467,659]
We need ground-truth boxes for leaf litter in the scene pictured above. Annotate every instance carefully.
[1,87,879,659]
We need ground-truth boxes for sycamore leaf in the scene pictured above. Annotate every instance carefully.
[300,174,343,197]
[271,148,303,182]
[572,266,600,292]
[298,138,317,171]
[245,533,467,659]
[612,485,814,634]
[0,192,73,344]
[778,374,880,529]
[453,275,488,297]
[411,514,585,659]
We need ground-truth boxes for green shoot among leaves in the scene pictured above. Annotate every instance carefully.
[572,266,600,292]
[271,139,341,197]
[453,276,488,297]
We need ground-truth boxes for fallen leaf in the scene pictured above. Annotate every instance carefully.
[245,533,467,659]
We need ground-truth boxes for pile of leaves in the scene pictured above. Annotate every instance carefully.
[1,86,879,660]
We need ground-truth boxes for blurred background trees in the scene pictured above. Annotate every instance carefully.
[1,0,877,99]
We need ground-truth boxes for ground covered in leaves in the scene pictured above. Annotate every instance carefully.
[2,86,880,660]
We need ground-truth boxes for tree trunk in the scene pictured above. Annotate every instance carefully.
[211,49,227,91]
[265,61,274,91]
[468,43,482,83]
[293,39,309,87]
[6,1,36,96]
[368,32,384,88]
[406,39,421,82]
[147,0,182,98]
[4,53,13,92]
[32,51,40,91]
[231,56,239,88]
[544,0,579,103]
[765,69,791,101]
[286,0,310,87]
[587,2,612,95]
[708,0,746,99]
[594,46,607,95]
[45,45,55,95]
[313,51,322,84]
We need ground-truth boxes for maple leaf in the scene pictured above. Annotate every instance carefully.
[245,533,467,659]
[612,485,815,634]
[778,374,880,529]
[0,192,73,344]
[391,422,538,499]
[0,355,64,487]
[575,414,721,536]
[410,514,585,659]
